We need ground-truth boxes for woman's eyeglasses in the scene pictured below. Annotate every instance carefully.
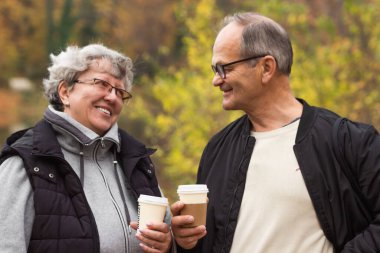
[74,78,132,101]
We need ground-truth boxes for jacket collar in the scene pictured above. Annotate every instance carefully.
[44,106,121,151]
[239,98,316,143]
[29,118,155,161]
[117,129,156,180]
[32,119,66,158]
[295,98,317,143]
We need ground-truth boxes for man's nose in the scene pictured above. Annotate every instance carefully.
[212,73,224,87]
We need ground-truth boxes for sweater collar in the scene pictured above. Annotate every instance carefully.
[43,106,121,152]
[240,98,316,143]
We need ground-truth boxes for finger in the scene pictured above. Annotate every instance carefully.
[146,222,170,233]
[136,230,159,247]
[136,229,170,251]
[139,242,160,253]
[172,224,206,238]
[170,201,185,216]
[176,229,207,249]
[137,227,168,243]
[130,221,138,230]
[171,214,194,227]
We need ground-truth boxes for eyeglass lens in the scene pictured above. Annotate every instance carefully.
[93,79,131,100]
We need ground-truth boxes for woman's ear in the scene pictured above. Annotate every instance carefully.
[58,81,70,106]
[261,55,277,84]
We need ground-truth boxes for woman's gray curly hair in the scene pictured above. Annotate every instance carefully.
[43,44,134,111]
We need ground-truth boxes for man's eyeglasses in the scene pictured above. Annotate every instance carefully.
[211,54,267,79]
[74,78,132,101]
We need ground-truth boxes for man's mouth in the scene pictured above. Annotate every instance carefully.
[220,84,232,93]
[222,88,233,94]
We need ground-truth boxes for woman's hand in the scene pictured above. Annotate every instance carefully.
[130,221,172,253]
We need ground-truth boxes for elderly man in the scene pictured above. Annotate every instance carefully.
[171,12,380,253]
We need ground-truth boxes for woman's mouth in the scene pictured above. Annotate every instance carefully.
[96,106,111,116]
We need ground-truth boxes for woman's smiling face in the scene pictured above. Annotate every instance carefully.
[59,59,125,135]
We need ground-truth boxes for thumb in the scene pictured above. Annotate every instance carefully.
[170,201,185,216]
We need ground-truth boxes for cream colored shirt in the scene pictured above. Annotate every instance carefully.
[230,120,333,253]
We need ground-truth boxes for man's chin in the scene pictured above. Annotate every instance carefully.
[222,103,235,111]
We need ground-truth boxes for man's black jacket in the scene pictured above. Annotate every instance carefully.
[178,99,380,253]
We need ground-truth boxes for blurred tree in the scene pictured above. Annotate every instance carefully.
[125,0,242,200]
[0,0,48,142]
[0,0,180,144]
[76,0,98,43]
[127,0,379,200]
[92,0,182,78]
[0,90,21,142]
[236,0,380,127]
[46,0,99,53]
[0,0,378,200]
[0,0,47,81]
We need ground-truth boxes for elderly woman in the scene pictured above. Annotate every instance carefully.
[0,44,172,253]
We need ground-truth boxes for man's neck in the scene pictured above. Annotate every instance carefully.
[246,95,303,132]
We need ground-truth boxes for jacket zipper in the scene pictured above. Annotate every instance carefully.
[93,140,130,253]
[223,135,252,252]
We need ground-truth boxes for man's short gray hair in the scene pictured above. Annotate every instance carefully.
[222,12,293,75]
[43,44,134,111]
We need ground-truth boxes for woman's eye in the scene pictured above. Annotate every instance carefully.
[95,80,108,88]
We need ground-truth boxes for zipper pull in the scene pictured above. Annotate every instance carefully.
[100,138,105,148]
[128,224,132,234]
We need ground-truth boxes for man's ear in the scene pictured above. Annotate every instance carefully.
[58,81,70,106]
[261,55,277,84]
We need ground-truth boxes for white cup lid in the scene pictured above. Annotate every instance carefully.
[138,194,168,206]
[177,184,209,194]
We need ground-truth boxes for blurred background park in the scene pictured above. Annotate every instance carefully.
[0,0,379,201]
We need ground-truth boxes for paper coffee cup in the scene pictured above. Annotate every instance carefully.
[177,184,208,227]
[138,194,168,230]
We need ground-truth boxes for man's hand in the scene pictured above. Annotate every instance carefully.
[170,201,207,249]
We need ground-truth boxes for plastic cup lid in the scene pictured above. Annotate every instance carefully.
[138,194,168,206]
[177,184,209,194]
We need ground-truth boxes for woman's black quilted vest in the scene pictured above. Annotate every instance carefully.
[0,119,161,253]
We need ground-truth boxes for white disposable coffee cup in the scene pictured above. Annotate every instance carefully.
[177,184,209,227]
[138,194,168,230]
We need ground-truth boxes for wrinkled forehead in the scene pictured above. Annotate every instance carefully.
[216,24,244,51]
[88,58,120,77]
[212,23,244,63]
